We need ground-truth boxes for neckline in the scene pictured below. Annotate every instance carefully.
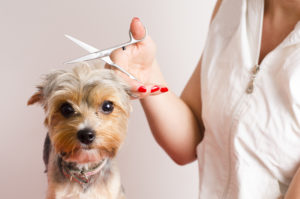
[255,0,264,65]
[256,0,300,65]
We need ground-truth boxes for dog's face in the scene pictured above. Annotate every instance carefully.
[28,64,131,164]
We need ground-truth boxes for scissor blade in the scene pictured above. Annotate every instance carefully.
[65,52,102,64]
[65,34,99,53]
[101,56,137,80]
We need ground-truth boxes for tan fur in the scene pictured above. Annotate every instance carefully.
[28,62,131,199]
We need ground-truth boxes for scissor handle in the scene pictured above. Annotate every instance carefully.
[105,28,148,55]
[128,28,148,43]
[101,56,138,80]
[65,27,148,81]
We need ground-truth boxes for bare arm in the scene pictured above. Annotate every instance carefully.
[140,61,202,165]
[285,167,300,198]
[140,0,223,165]
[111,0,222,165]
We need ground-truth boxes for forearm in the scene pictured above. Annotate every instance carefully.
[141,0,223,165]
[285,167,300,199]
[140,70,201,165]
[113,17,208,165]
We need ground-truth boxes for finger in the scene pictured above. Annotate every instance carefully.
[130,83,169,100]
[130,17,146,40]
[110,17,148,62]
[149,85,169,96]
[115,71,168,96]
[109,46,130,67]
[111,68,169,99]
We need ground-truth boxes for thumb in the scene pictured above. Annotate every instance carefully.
[130,17,146,40]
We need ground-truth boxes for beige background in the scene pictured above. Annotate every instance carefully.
[0,0,214,198]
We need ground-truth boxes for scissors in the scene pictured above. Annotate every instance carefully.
[65,29,147,80]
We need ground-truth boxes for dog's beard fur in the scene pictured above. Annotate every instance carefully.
[28,63,131,199]
[48,83,130,163]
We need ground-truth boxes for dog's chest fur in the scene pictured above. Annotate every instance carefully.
[51,170,124,199]
[46,147,125,199]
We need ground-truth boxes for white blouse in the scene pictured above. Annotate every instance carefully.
[197,0,300,198]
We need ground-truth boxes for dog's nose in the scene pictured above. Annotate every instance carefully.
[77,129,95,145]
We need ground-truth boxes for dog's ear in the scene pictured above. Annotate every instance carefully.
[27,87,43,106]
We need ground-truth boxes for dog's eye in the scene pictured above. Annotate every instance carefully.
[60,102,75,118]
[101,101,114,114]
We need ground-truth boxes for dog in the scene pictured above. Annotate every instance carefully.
[28,63,131,199]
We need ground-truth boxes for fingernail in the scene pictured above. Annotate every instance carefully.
[133,17,140,21]
[138,86,147,93]
[151,85,160,93]
[160,87,169,93]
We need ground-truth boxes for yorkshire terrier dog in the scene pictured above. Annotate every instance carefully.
[28,63,131,199]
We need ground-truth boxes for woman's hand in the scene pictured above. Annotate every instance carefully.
[108,17,168,99]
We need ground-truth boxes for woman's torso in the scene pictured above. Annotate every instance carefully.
[198,0,300,198]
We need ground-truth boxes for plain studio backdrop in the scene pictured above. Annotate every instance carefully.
[0,0,215,198]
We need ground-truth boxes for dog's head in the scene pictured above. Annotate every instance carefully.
[28,63,131,164]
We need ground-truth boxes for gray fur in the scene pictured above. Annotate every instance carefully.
[39,63,131,111]
[32,63,129,198]
[43,133,51,172]
[51,155,68,184]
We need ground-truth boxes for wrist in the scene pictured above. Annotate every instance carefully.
[147,59,167,85]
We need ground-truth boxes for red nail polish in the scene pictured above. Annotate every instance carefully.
[151,85,160,93]
[138,86,147,93]
[160,87,169,93]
